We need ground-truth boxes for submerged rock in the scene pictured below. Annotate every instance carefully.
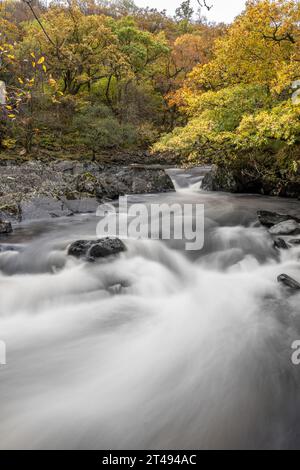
[257,210,300,228]
[289,239,300,246]
[0,220,13,234]
[278,274,300,290]
[68,237,126,261]
[274,238,289,250]
[269,220,300,236]
[0,244,22,253]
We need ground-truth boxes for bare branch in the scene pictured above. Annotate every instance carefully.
[196,0,213,12]
[262,17,296,44]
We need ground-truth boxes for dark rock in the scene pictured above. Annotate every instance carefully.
[278,274,300,290]
[131,167,175,194]
[75,173,98,195]
[202,164,265,193]
[88,240,125,260]
[201,164,300,198]
[68,237,126,261]
[202,165,239,193]
[68,240,91,258]
[0,220,13,234]
[96,167,174,202]
[257,210,300,227]
[279,181,300,199]
[96,176,127,201]
[0,203,21,223]
[274,238,289,250]
[289,239,300,245]
[269,220,300,236]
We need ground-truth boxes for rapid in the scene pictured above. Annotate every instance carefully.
[0,168,300,450]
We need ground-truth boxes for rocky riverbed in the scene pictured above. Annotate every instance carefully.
[0,160,174,230]
[0,166,300,449]
[257,210,300,290]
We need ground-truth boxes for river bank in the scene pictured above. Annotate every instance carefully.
[202,164,300,199]
[0,159,174,228]
[1,159,300,234]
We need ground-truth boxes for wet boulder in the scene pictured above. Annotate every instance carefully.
[0,220,13,234]
[274,238,289,250]
[96,166,174,202]
[278,274,300,290]
[257,210,300,228]
[269,220,300,236]
[202,165,239,192]
[68,237,126,261]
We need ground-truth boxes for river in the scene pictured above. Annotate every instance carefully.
[0,167,300,450]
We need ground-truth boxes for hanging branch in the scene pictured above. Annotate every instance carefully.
[21,0,69,60]
[21,0,56,49]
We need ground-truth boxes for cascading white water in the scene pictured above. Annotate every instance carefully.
[0,168,300,450]
[167,167,212,192]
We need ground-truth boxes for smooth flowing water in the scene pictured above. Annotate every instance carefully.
[0,168,300,450]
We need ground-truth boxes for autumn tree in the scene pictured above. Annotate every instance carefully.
[154,0,300,184]
[175,1,194,22]
[184,0,300,93]
[0,0,227,156]
[21,6,124,95]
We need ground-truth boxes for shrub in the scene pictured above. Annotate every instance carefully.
[73,104,136,159]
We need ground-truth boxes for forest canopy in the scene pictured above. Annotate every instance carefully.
[0,0,300,192]
[153,0,300,189]
[0,0,223,156]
